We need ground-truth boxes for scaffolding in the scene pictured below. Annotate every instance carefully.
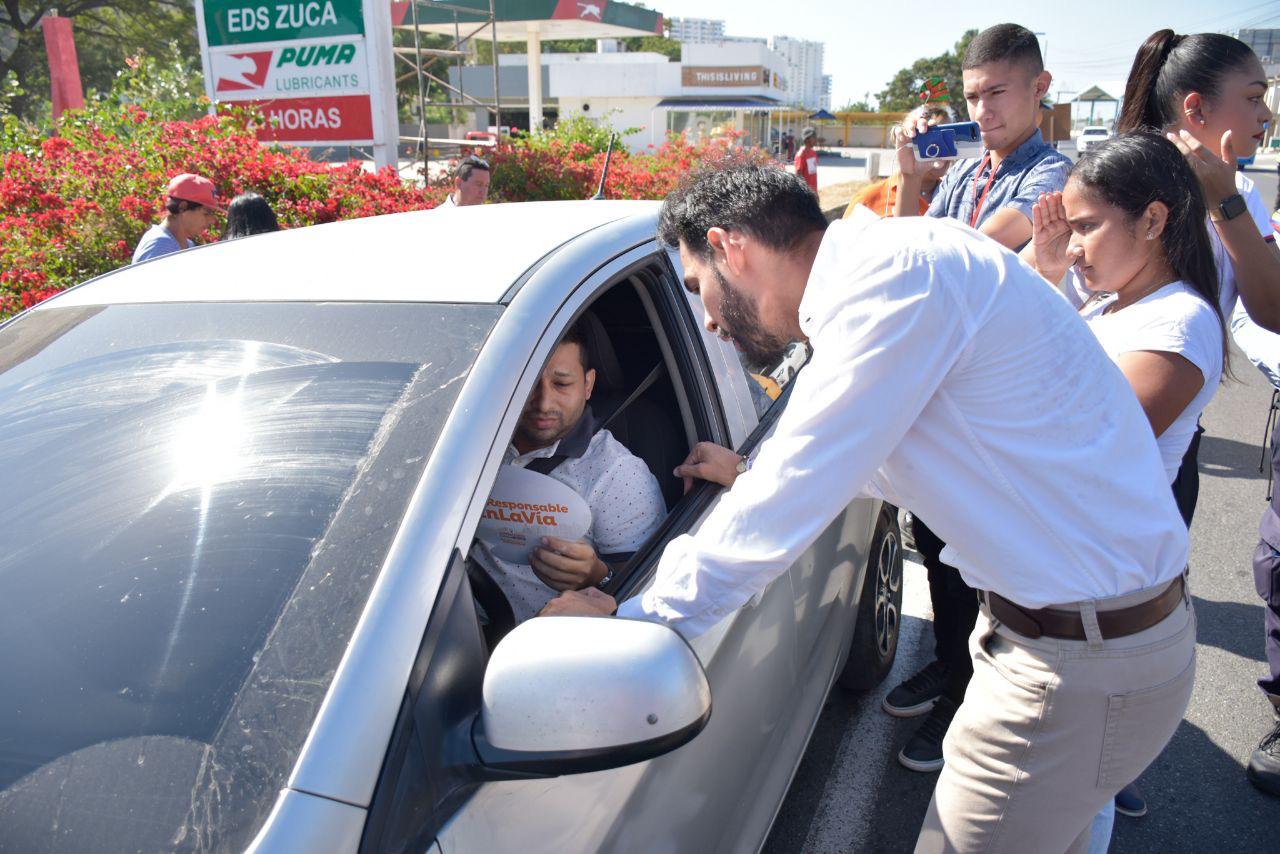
[394,0,502,177]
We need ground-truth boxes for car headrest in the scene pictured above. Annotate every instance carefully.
[576,310,625,393]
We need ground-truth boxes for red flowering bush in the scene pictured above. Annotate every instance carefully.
[473,129,775,204]
[2,62,775,320]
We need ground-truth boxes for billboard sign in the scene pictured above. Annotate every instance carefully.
[681,65,769,88]
[196,0,396,161]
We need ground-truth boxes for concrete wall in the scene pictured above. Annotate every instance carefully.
[550,60,679,98]
[556,96,664,150]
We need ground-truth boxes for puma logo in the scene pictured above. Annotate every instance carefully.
[577,2,602,18]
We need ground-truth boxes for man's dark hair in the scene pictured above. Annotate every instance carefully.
[559,319,592,372]
[456,156,491,183]
[165,197,202,215]
[657,164,828,261]
[962,24,1044,74]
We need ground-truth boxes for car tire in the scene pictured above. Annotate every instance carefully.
[837,504,903,691]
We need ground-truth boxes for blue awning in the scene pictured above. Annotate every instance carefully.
[656,99,788,111]
[809,109,837,120]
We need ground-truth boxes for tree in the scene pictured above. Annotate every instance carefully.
[876,29,976,119]
[837,99,873,113]
[0,1,196,121]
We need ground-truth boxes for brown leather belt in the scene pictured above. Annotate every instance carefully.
[985,575,1185,641]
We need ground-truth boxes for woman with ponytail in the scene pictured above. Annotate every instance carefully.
[1120,29,1280,802]
[1119,29,1278,331]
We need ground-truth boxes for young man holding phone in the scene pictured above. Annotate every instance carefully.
[886,23,1073,773]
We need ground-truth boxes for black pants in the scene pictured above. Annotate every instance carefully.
[1171,424,1202,527]
[1256,416,1280,706]
[912,516,979,705]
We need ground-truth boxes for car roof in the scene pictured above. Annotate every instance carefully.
[37,200,661,311]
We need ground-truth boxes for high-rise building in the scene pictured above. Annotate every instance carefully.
[769,35,826,111]
[1233,28,1280,64]
[667,17,726,44]
[821,75,832,112]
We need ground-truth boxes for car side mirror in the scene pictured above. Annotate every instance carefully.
[473,616,711,776]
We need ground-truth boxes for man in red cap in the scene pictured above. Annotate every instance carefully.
[131,173,226,264]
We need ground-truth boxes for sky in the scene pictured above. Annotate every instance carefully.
[656,0,1280,108]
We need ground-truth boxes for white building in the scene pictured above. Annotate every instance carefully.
[769,35,825,111]
[667,17,725,44]
[821,74,832,111]
[454,42,793,152]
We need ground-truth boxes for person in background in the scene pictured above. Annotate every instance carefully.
[885,23,1072,776]
[794,127,819,194]
[132,173,224,264]
[439,155,491,207]
[1119,29,1278,331]
[223,192,280,240]
[844,104,952,219]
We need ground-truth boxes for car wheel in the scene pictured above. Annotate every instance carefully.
[837,504,903,691]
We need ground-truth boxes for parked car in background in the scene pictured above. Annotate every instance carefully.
[1075,125,1111,155]
[0,201,904,853]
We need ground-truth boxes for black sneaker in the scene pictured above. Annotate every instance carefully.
[898,696,958,772]
[1114,783,1148,817]
[883,660,950,717]
[1248,718,1280,797]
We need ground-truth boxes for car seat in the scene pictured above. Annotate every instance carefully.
[577,311,686,510]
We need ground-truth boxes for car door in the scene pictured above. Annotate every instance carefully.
[665,251,877,847]
[420,243,802,854]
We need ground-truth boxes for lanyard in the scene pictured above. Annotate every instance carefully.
[969,153,998,228]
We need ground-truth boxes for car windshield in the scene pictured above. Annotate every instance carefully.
[0,301,500,851]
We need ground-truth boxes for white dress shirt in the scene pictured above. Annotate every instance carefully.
[1233,296,1280,390]
[619,211,1188,637]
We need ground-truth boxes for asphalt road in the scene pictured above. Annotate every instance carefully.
[764,162,1280,853]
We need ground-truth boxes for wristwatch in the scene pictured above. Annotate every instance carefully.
[735,455,752,475]
[1210,193,1247,223]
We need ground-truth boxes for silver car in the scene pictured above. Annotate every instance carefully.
[0,201,903,853]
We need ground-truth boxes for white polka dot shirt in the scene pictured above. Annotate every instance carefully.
[473,427,666,622]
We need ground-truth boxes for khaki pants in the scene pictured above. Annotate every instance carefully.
[915,581,1196,853]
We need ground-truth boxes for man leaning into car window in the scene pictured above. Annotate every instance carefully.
[472,320,666,622]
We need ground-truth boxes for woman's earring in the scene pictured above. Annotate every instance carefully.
[1146,232,1154,240]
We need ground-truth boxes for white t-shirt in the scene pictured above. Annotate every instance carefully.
[1228,206,1280,389]
[474,427,665,622]
[1079,281,1223,483]
[1212,170,1274,318]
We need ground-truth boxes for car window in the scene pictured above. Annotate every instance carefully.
[732,342,811,419]
[0,301,500,852]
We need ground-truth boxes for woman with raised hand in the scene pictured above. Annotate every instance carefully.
[1117,29,1277,331]
[1029,131,1226,518]
[1119,28,1280,803]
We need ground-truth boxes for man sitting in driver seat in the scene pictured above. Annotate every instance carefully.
[474,320,666,622]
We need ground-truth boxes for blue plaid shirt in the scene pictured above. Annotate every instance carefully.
[926,129,1071,232]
